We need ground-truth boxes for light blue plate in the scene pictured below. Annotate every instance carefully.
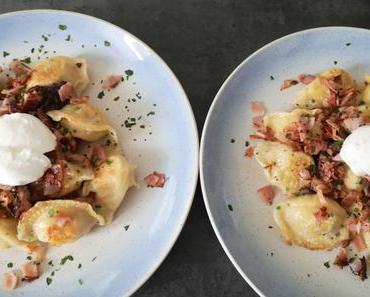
[0,10,198,297]
[201,27,370,297]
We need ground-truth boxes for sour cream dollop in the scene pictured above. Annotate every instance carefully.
[340,125,370,176]
[0,113,56,186]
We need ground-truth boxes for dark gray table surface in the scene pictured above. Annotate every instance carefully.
[1,1,370,296]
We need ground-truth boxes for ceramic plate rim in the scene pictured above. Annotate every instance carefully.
[0,9,199,297]
[200,26,369,297]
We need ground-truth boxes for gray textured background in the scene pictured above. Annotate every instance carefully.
[1,1,370,296]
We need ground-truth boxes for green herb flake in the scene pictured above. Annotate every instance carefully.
[270,75,274,80]
[3,51,10,57]
[276,206,281,210]
[113,96,120,101]
[46,277,53,286]
[48,209,55,218]
[48,260,54,267]
[91,256,97,262]
[125,69,134,80]
[41,35,49,41]
[124,225,130,231]
[58,24,67,30]
[60,255,74,265]
[65,34,71,42]
[26,256,32,260]
[230,138,235,143]
[97,91,105,99]
[104,41,111,47]
[20,57,31,64]
[331,140,344,151]
[146,111,155,116]
[227,204,233,211]
[51,271,55,277]
[78,278,83,286]
[323,261,330,268]
[106,160,113,165]
[245,141,250,147]
[7,262,13,268]
[78,263,82,269]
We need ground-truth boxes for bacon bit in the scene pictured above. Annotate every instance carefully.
[351,256,368,281]
[250,101,266,114]
[342,117,362,132]
[244,146,254,158]
[89,146,107,167]
[334,248,349,269]
[58,82,75,102]
[252,115,264,129]
[280,79,298,91]
[311,178,331,195]
[3,272,18,291]
[341,191,362,208]
[299,169,311,180]
[257,185,275,205]
[21,91,42,111]
[340,88,358,106]
[21,262,39,282]
[352,234,367,252]
[43,162,65,196]
[25,242,47,262]
[314,206,328,223]
[298,74,315,85]
[249,127,276,141]
[347,217,361,236]
[102,75,123,90]
[341,239,351,248]
[144,172,166,188]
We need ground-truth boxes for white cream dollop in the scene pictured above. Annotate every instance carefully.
[0,113,56,186]
[340,125,370,176]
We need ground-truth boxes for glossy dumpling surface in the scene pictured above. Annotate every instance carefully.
[27,56,89,95]
[17,200,104,246]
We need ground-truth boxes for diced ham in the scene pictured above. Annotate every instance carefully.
[21,262,39,281]
[314,206,328,223]
[43,162,65,196]
[252,115,264,129]
[298,74,315,85]
[89,146,107,167]
[342,117,362,132]
[299,169,311,180]
[244,146,254,158]
[144,172,166,188]
[24,242,47,262]
[3,272,18,291]
[102,75,123,90]
[334,248,348,269]
[352,234,367,252]
[257,185,275,205]
[250,101,266,114]
[280,79,298,91]
[58,82,75,102]
[347,217,361,236]
[341,191,361,208]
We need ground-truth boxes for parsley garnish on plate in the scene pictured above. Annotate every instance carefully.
[323,261,330,268]
[3,51,10,58]
[60,255,74,265]
[46,277,53,286]
[58,24,67,30]
[104,41,111,47]
[97,91,105,99]
[125,69,134,80]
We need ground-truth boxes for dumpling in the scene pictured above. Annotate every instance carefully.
[0,217,25,249]
[274,194,349,250]
[295,68,355,109]
[47,103,117,142]
[54,161,94,197]
[343,166,364,191]
[82,153,136,224]
[27,56,89,95]
[17,200,104,246]
[263,108,321,142]
[254,141,314,194]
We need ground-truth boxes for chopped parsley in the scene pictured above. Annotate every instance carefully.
[146,111,155,116]
[334,60,338,65]
[230,138,235,143]
[31,48,35,53]
[245,141,250,147]
[78,263,82,269]
[3,51,10,57]
[26,256,32,260]
[331,140,344,151]
[276,206,281,210]
[124,225,130,231]
[60,255,74,265]
[41,34,49,41]
[227,204,233,211]
[20,57,31,64]
[78,278,83,285]
[306,164,317,175]
[104,41,111,47]
[7,262,13,268]
[58,24,67,30]
[46,277,53,286]
[91,256,97,262]
[346,42,351,47]
[106,160,113,165]
[48,209,55,218]
[323,261,330,268]
[65,34,71,41]
[125,69,134,80]
[270,75,274,80]
[97,91,105,99]
[48,260,54,267]
[113,96,120,101]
